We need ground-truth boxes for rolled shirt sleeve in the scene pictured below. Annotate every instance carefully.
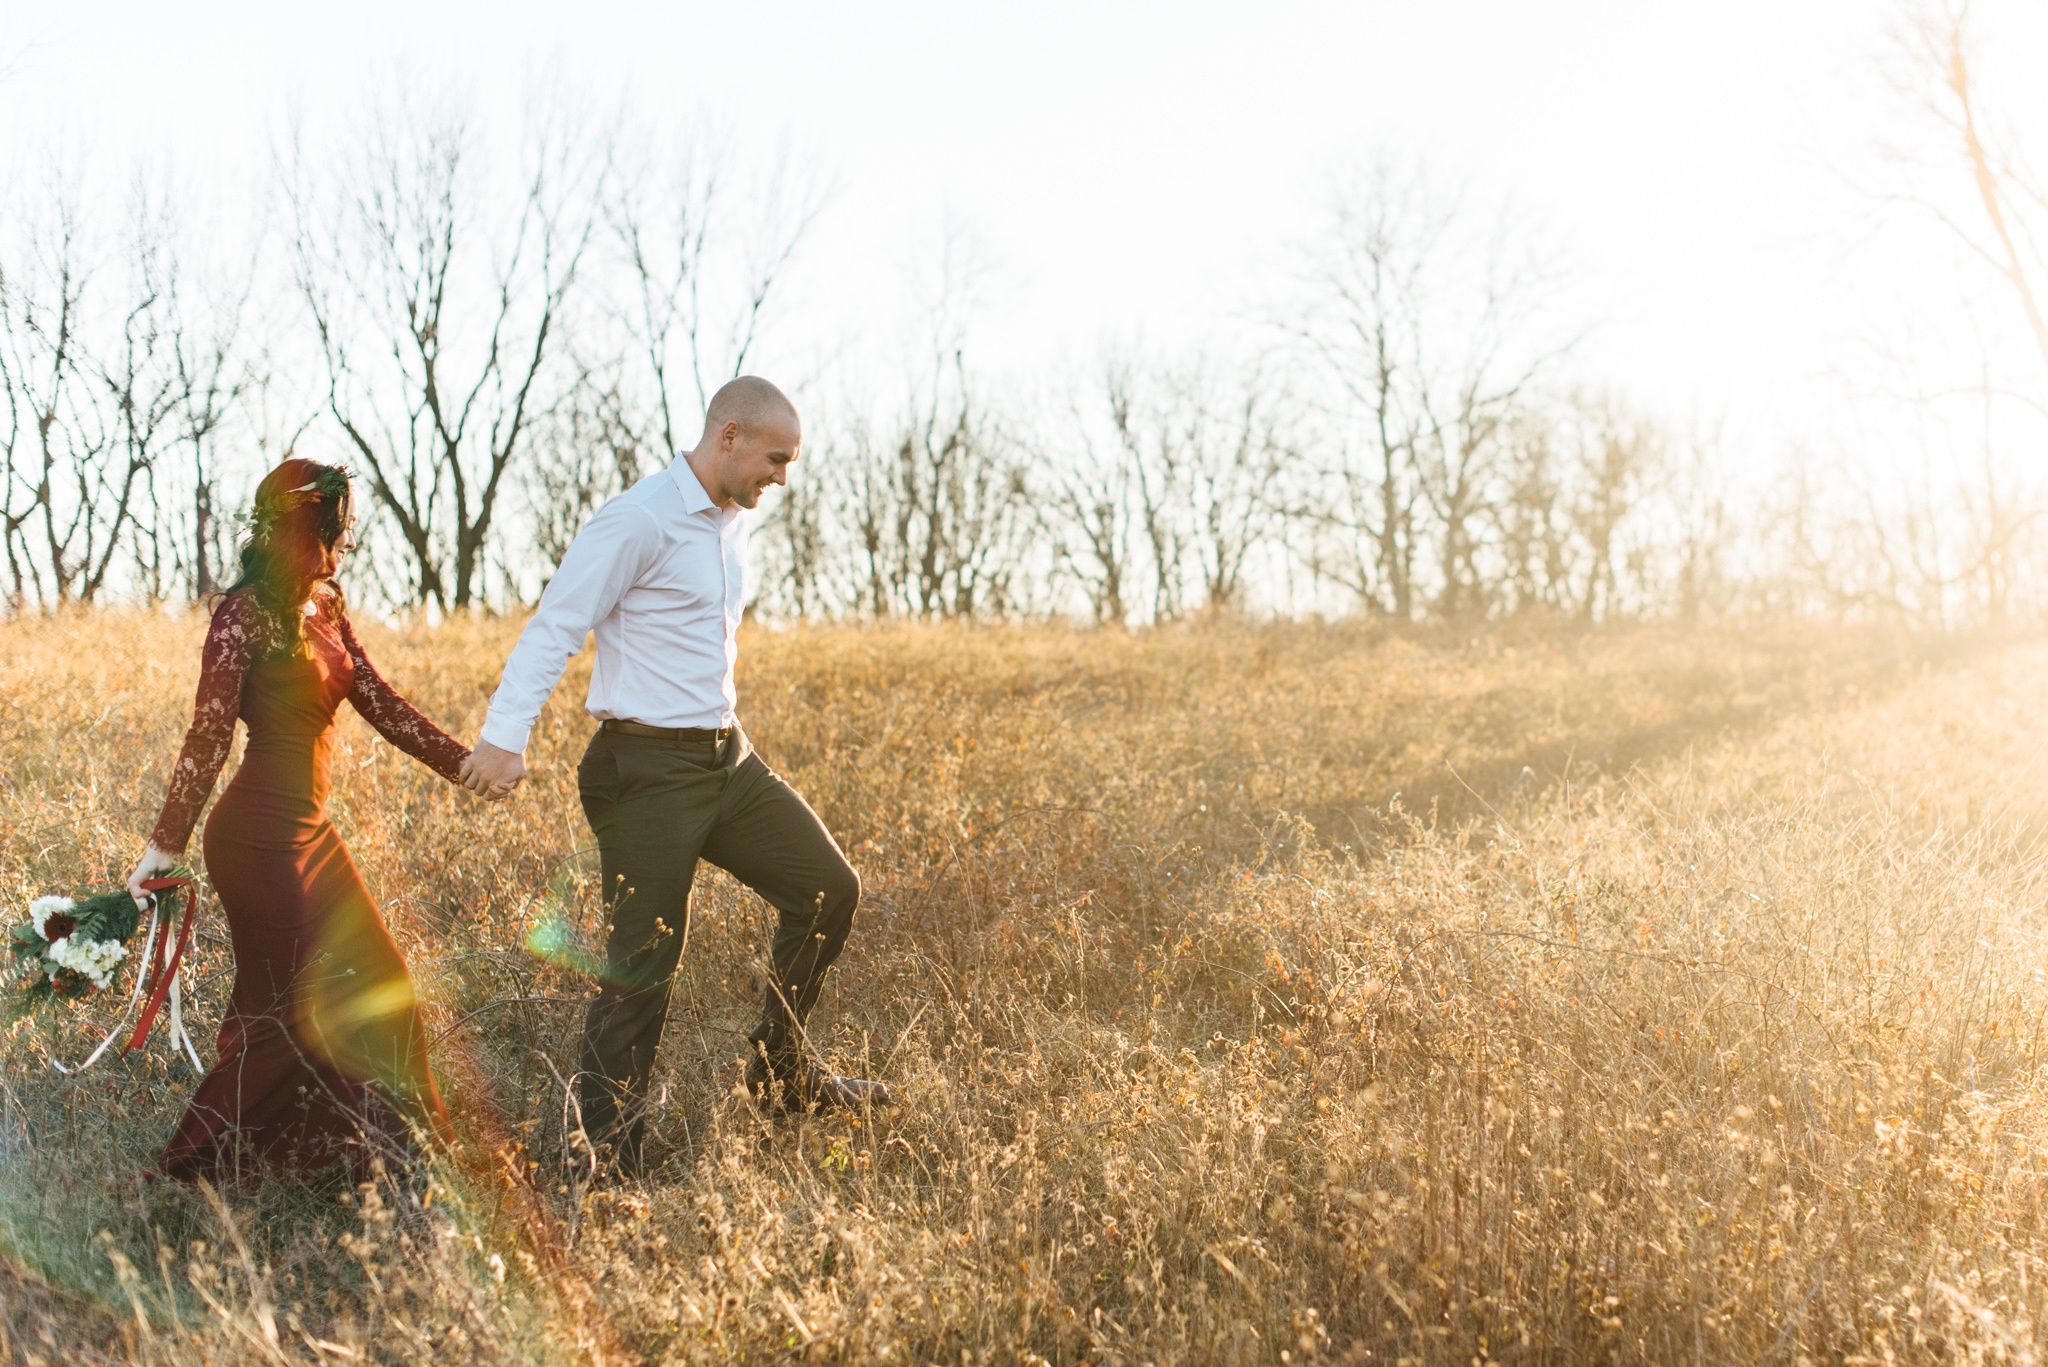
[478,497,662,755]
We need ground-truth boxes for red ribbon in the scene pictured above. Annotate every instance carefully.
[125,876,197,1055]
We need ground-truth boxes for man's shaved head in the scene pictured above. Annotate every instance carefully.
[690,375,803,510]
[703,375,800,441]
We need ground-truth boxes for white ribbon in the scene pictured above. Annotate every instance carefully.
[168,966,203,1073]
[51,907,158,1075]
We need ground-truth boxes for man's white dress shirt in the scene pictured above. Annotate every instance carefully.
[479,456,745,755]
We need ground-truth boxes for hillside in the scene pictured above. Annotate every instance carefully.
[1,614,2043,1363]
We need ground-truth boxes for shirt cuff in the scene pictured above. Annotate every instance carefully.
[477,712,534,756]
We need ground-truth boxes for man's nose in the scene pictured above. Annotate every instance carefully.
[774,466,789,487]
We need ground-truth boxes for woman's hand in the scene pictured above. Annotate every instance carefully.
[461,782,517,803]
[460,741,525,802]
[127,841,179,912]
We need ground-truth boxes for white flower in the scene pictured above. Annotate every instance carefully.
[29,895,76,941]
[46,933,126,990]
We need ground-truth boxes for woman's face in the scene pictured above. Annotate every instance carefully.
[322,493,357,576]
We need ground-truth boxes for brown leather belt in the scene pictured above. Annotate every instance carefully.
[600,719,733,742]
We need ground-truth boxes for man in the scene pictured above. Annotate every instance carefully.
[462,376,887,1174]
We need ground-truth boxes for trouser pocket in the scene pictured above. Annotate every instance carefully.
[577,733,621,828]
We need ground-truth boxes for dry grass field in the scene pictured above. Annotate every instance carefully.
[3,611,2048,1364]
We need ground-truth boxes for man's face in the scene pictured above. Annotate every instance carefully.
[721,414,801,509]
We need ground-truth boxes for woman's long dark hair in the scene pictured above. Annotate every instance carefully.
[219,457,353,653]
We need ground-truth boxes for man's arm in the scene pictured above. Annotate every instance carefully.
[461,497,661,796]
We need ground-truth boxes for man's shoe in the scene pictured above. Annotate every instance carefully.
[744,1055,893,1115]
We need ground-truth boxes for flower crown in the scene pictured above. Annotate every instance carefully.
[235,466,352,543]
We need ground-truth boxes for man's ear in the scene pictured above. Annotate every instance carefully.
[722,419,743,450]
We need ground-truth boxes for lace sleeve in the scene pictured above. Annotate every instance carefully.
[148,593,261,854]
[337,614,470,784]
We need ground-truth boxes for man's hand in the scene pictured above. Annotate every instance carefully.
[126,840,178,912]
[461,740,526,800]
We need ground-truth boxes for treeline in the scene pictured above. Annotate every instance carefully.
[5,11,2045,628]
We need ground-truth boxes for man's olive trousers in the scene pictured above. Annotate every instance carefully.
[573,727,859,1166]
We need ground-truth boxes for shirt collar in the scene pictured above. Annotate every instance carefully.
[667,455,722,516]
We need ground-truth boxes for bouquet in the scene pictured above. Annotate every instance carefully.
[9,871,205,1072]
[11,887,149,1010]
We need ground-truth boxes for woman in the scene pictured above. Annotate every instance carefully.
[127,457,487,1185]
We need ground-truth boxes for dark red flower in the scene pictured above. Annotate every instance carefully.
[41,913,76,943]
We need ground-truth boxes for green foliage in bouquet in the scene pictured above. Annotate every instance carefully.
[8,872,190,1018]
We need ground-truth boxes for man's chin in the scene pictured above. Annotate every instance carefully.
[736,488,766,509]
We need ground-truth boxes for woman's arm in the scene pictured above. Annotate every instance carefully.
[143,594,260,858]
[337,614,471,784]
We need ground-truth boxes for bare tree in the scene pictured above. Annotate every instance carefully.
[1897,1,2048,389]
[1488,396,1666,622]
[1790,2,2048,630]
[1419,264,1559,617]
[1288,168,1571,621]
[525,129,823,604]
[842,418,899,620]
[1105,363,1192,622]
[522,371,645,578]
[1086,356,1296,622]
[1041,395,1137,625]
[287,93,600,611]
[828,347,1032,621]
[0,174,205,608]
[0,238,40,609]
[164,256,257,601]
[1492,416,1574,616]
[93,187,193,603]
[598,133,822,463]
[1954,366,2044,620]
[1766,440,1964,626]
[0,187,105,607]
[1285,169,1433,617]
[907,356,1027,618]
[1566,397,1661,622]
[753,468,833,619]
[1660,425,1734,624]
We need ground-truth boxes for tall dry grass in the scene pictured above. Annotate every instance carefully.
[2,611,2045,1363]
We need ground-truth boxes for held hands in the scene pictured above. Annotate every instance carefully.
[127,840,178,912]
[460,740,526,801]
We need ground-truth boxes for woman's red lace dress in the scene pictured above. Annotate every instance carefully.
[146,587,468,1183]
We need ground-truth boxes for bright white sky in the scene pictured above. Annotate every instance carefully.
[4,0,2046,473]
